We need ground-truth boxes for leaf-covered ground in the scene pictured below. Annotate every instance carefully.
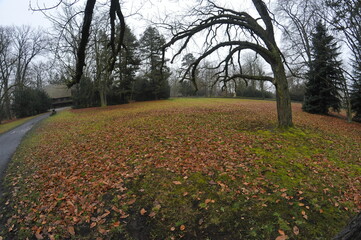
[0,98,360,239]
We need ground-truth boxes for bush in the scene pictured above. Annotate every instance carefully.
[12,87,52,118]
[236,86,274,99]
[134,77,170,101]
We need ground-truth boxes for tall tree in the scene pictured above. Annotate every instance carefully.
[71,0,126,87]
[302,21,343,114]
[93,29,112,107]
[114,25,141,103]
[13,26,46,87]
[326,0,361,122]
[0,26,15,122]
[31,0,127,88]
[180,53,197,96]
[275,0,325,76]
[140,26,170,100]
[163,0,293,127]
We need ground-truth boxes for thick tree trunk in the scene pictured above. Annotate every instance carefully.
[99,87,107,107]
[273,63,293,128]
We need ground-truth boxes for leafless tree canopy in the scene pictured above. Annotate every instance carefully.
[45,0,127,87]
[163,0,293,127]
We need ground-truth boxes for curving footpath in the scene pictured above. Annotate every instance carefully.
[0,113,49,195]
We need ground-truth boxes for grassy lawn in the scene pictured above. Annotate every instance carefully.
[0,98,360,239]
[0,115,38,134]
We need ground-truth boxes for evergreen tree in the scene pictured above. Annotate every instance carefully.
[113,25,141,103]
[180,53,197,96]
[138,27,170,100]
[303,21,343,114]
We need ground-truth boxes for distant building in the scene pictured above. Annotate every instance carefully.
[44,85,72,108]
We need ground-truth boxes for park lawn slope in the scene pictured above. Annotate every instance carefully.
[0,98,360,239]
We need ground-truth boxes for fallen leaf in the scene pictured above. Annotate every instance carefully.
[113,221,120,227]
[275,235,288,240]
[98,228,107,235]
[8,224,14,232]
[68,226,75,236]
[100,210,110,219]
[170,227,175,231]
[293,226,300,235]
[35,228,44,240]
[180,225,186,231]
[90,222,97,228]
[149,211,156,217]
[120,214,129,219]
[140,208,147,215]
[173,181,182,185]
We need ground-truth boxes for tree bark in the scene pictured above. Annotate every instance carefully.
[273,62,293,127]
[99,87,107,107]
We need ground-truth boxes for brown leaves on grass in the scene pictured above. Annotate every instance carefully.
[3,99,361,238]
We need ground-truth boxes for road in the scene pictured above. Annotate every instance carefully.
[0,113,49,183]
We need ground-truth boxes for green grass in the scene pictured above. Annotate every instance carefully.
[0,115,38,134]
[0,98,360,239]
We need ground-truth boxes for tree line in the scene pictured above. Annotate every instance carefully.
[1,0,361,127]
[0,26,52,122]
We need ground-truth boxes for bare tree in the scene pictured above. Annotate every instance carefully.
[13,26,47,87]
[274,0,324,76]
[30,61,49,89]
[163,0,293,127]
[48,4,84,80]
[326,0,361,66]
[70,0,126,87]
[0,27,16,121]
[30,0,127,87]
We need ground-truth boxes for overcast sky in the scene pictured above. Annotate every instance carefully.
[0,0,53,27]
[0,0,255,31]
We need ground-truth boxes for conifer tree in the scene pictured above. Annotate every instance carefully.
[303,21,343,114]
[114,25,141,103]
[139,27,170,100]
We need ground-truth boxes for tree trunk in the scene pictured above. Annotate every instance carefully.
[260,81,265,100]
[273,63,293,128]
[341,77,352,123]
[100,88,107,107]
[3,82,11,120]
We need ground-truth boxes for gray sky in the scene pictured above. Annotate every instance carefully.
[0,0,54,27]
[0,0,274,71]
[0,0,255,29]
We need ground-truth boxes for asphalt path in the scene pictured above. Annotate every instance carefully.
[0,113,49,184]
